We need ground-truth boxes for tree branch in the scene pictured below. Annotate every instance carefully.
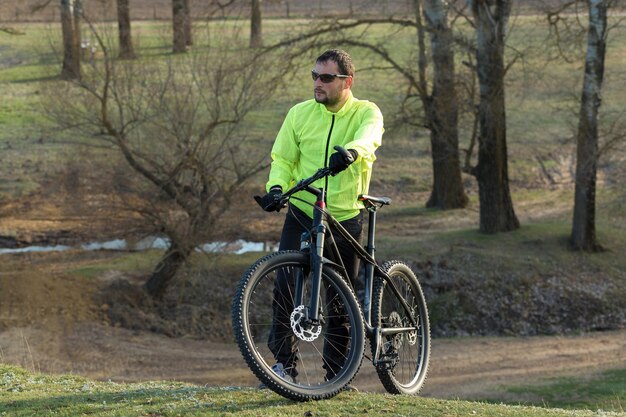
[0,27,25,35]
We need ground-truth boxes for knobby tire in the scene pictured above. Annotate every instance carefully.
[371,260,430,395]
[231,250,365,401]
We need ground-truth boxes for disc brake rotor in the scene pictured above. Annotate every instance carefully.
[388,311,403,350]
[290,305,322,342]
[406,308,418,346]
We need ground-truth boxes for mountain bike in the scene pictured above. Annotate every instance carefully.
[231,146,430,401]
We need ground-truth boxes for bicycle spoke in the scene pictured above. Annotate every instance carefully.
[232,252,364,400]
[372,261,430,395]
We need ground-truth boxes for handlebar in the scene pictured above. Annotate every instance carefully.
[280,144,352,201]
[280,167,331,200]
[255,145,351,212]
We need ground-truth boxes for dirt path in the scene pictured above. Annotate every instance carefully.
[1,323,624,400]
[0,229,624,401]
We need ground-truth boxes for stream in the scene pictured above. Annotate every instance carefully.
[0,236,277,255]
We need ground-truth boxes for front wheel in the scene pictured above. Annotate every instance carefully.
[231,251,365,401]
[371,260,430,395]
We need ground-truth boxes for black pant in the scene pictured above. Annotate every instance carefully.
[267,204,363,378]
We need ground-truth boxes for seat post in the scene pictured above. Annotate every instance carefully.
[363,207,377,324]
[366,207,377,257]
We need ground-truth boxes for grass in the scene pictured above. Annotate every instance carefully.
[69,251,163,280]
[491,368,626,413]
[1,364,622,417]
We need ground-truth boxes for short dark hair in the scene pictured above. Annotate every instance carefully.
[316,49,355,77]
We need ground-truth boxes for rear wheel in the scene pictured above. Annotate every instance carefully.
[371,260,430,394]
[232,251,364,401]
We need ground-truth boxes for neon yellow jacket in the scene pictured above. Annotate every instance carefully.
[267,92,384,221]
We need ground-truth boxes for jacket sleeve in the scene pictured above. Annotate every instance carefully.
[267,107,300,192]
[344,103,384,162]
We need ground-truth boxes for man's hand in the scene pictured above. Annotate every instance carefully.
[328,149,358,176]
[254,187,285,212]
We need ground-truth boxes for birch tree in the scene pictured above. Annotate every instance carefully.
[570,0,609,251]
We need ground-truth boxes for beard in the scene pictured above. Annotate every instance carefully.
[314,89,338,106]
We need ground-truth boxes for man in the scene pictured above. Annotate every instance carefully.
[256,49,384,383]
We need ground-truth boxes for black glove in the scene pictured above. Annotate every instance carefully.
[328,149,358,176]
[254,186,284,212]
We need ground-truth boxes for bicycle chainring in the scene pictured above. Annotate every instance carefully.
[290,305,322,342]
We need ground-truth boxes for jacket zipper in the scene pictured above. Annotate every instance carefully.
[323,114,336,200]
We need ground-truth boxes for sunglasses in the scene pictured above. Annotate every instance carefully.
[311,70,351,83]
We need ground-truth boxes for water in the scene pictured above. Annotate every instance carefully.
[0,237,277,255]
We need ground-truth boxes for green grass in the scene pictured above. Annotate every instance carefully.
[491,368,626,413]
[1,364,621,417]
[69,250,262,280]
[69,251,163,280]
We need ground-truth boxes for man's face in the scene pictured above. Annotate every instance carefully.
[313,60,351,108]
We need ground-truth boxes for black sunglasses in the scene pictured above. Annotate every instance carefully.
[311,70,351,83]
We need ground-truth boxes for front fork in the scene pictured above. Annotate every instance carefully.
[305,203,328,323]
[293,198,327,325]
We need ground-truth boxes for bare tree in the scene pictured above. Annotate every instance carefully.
[545,0,621,250]
[469,0,520,233]
[60,0,81,79]
[262,12,469,209]
[172,0,188,53]
[184,0,193,47]
[420,0,469,209]
[116,0,136,59]
[45,25,290,299]
[250,0,263,48]
[570,0,609,251]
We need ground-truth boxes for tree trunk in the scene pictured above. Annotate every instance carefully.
[423,0,469,210]
[250,0,263,48]
[60,0,80,79]
[183,0,193,46]
[116,0,136,59]
[471,0,519,233]
[172,0,187,53]
[570,0,607,251]
[144,242,190,299]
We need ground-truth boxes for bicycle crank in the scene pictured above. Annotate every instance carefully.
[290,305,322,342]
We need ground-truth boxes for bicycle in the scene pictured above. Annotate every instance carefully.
[231,146,430,401]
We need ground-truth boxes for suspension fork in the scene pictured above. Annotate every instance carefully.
[307,198,327,323]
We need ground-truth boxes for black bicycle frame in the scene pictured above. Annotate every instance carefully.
[293,183,419,363]
[275,164,419,364]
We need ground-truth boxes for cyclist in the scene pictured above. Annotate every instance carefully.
[256,49,384,384]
